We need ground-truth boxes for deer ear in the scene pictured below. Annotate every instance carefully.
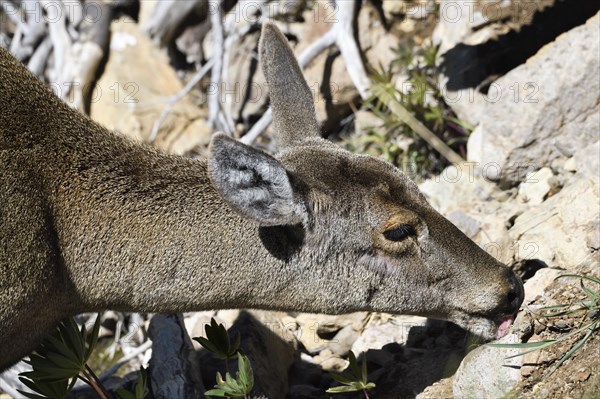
[259,22,319,147]
[208,133,306,226]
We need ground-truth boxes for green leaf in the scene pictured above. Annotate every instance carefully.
[580,280,599,300]
[486,341,557,349]
[16,390,51,399]
[230,331,241,353]
[194,336,221,355]
[361,354,368,383]
[237,354,254,393]
[363,382,376,390]
[85,314,102,361]
[326,385,359,393]
[330,373,355,385]
[42,336,78,365]
[348,351,360,379]
[45,352,82,372]
[116,388,135,399]
[546,320,598,377]
[204,389,227,397]
[59,320,84,362]
[135,368,148,399]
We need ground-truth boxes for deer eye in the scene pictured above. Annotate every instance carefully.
[383,224,416,242]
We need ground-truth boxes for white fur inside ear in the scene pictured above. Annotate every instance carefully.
[208,134,305,226]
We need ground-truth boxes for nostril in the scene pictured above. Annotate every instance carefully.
[507,289,518,308]
[506,272,524,313]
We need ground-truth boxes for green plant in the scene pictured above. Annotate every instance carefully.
[18,315,148,399]
[194,318,254,398]
[204,354,254,399]
[18,316,107,399]
[488,274,599,377]
[347,42,473,178]
[326,351,375,399]
[115,368,149,399]
[193,318,241,373]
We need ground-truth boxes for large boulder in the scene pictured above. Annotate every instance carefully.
[466,12,600,185]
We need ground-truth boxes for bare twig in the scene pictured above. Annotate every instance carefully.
[242,0,370,145]
[207,0,233,134]
[99,340,153,382]
[27,35,52,76]
[373,86,465,164]
[333,0,370,99]
[149,58,214,143]
[40,0,72,83]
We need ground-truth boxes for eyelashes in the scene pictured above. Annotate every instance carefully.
[383,224,416,242]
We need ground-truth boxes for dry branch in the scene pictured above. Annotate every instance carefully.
[149,58,214,143]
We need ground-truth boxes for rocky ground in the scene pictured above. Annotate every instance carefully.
[1,1,599,398]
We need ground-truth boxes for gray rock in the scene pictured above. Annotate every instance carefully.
[523,268,562,304]
[509,177,599,271]
[329,325,360,357]
[447,210,482,239]
[516,167,554,205]
[467,12,600,185]
[351,316,427,356]
[453,333,522,399]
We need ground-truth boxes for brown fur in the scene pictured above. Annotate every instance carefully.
[0,24,523,369]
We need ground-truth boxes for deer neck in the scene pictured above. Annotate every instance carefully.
[54,151,298,314]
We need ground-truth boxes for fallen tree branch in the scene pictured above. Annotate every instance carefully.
[149,58,214,143]
[207,0,230,134]
[241,0,368,145]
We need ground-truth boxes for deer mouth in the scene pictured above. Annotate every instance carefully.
[447,310,517,341]
[495,315,514,339]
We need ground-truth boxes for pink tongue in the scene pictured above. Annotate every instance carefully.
[496,318,513,339]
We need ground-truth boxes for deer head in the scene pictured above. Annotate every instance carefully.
[207,24,523,340]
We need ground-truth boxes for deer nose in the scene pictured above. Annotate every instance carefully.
[505,272,524,314]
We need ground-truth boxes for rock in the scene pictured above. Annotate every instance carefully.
[295,312,368,353]
[452,333,522,399]
[466,13,600,185]
[418,163,500,215]
[447,210,482,239]
[319,356,348,372]
[351,316,427,356]
[572,140,600,180]
[148,314,204,399]
[91,6,212,155]
[512,311,534,341]
[329,325,360,357]
[523,268,562,304]
[563,157,577,172]
[433,0,517,126]
[517,167,554,205]
[416,377,454,399]
[509,177,599,271]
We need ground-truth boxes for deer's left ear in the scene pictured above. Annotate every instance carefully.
[208,133,306,226]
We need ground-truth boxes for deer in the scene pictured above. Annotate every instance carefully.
[0,23,524,370]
